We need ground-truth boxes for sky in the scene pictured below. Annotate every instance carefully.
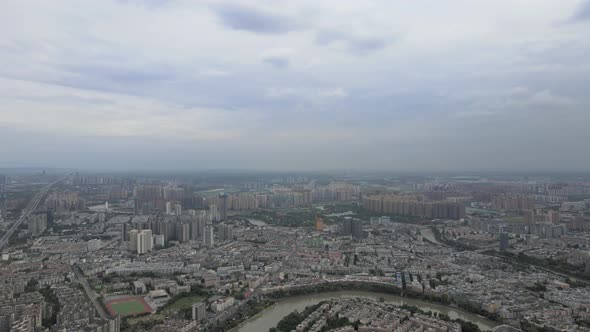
[1,0,590,172]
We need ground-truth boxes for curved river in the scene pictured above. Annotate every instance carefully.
[231,291,497,332]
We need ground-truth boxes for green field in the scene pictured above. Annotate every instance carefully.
[504,216,524,223]
[111,300,146,315]
[164,295,204,311]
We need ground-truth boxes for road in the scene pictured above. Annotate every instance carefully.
[0,177,63,249]
[73,265,109,319]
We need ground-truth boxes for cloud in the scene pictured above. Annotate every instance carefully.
[199,69,230,77]
[260,48,294,68]
[528,90,576,107]
[315,30,389,54]
[318,88,347,98]
[262,56,290,68]
[210,3,300,34]
[348,38,389,53]
[571,1,590,21]
[265,87,298,98]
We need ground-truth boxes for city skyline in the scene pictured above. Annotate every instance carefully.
[1,1,590,171]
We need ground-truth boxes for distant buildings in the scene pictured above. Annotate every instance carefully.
[492,195,534,211]
[362,195,465,220]
[44,192,85,215]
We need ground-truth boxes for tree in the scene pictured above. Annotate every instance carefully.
[25,279,38,292]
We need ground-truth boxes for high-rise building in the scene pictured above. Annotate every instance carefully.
[209,205,219,222]
[190,219,201,240]
[165,202,172,215]
[548,210,560,224]
[204,226,214,248]
[129,229,138,251]
[129,229,154,254]
[141,202,151,215]
[341,219,352,236]
[221,224,234,242]
[122,223,130,242]
[137,229,153,254]
[154,234,165,247]
[175,204,182,216]
[27,214,47,236]
[341,219,363,238]
[351,220,363,239]
[176,223,190,242]
[219,194,228,221]
[46,208,54,227]
[192,302,206,321]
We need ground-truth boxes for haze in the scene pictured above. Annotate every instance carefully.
[1,0,590,171]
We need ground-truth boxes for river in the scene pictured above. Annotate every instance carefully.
[231,291,497,332]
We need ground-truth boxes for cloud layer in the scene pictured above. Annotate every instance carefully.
[1,0,590,171]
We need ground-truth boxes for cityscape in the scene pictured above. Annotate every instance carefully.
[1,171,590,331]
[2,1,590,332]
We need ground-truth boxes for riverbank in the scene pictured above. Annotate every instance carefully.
[232,290,499,332]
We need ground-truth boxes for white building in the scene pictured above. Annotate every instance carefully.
[211,297,234,313]
[129,229,153,254]
[154,234,165,247]
[204,226,214,248]
[87,239,102,251]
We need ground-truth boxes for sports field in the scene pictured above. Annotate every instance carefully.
[104,296,153,317]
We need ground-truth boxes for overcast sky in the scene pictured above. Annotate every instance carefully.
[1,0,590,172]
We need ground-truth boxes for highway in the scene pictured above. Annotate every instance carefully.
[0,177,63,249]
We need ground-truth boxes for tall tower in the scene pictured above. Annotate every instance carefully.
[204,225,214,248]
[129,230,139,252]
[219,193,228,221]
[351,220,363,239]
[221,224,234,241]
